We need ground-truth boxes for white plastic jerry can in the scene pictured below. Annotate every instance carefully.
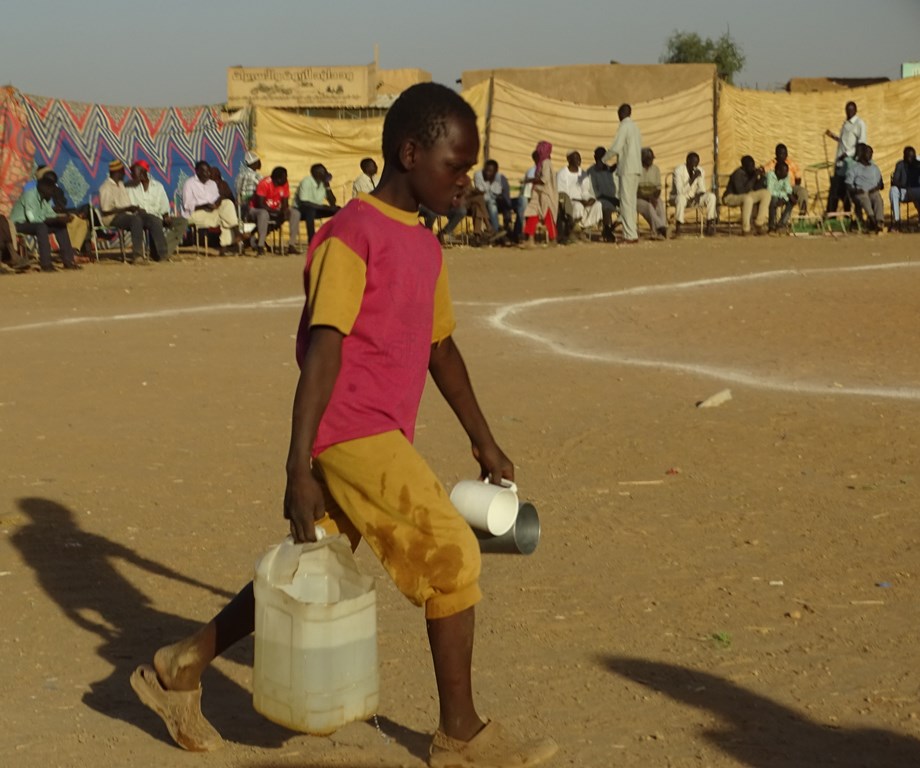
[253,535,379,735]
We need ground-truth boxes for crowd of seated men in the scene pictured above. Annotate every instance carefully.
[4,97,919,272]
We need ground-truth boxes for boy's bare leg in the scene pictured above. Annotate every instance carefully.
[427,606,486,741]
[154,582,255,690]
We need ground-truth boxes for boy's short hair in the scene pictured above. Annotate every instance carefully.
[381,82,477,164]
[359,157,375,173]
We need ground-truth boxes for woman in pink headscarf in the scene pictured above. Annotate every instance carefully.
[522,141,558,246]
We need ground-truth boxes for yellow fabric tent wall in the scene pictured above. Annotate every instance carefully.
[467,78,715,192]
[253,107,385,200]
[718,78,920,209]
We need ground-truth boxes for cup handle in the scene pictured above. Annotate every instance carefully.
[482,477,517,494]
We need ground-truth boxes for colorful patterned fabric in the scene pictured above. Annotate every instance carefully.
[0,87,36,216]
[20,95,247,210]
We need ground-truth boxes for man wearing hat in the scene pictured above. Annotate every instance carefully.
[99,159,147,264]
[10,169,80,272]
[129,161,184,260]
[236,151,262,205]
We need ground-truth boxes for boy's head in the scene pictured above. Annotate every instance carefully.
[380,82,479,214]
[775,143,788,162]
[774,161,788,180]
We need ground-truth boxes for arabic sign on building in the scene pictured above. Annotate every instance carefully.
[227,65,375,108]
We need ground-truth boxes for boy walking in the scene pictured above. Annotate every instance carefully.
[130,83,557,768]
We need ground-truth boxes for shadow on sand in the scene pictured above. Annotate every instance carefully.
[603,655,920,768]
[11,497,290,750]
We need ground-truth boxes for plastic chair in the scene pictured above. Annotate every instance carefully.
[88,197,128,262]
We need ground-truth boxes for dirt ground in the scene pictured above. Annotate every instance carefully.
[1,233,919,768]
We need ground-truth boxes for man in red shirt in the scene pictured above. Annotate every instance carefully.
[248,166,289,256]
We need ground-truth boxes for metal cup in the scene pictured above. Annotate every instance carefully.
[474,502,541,555]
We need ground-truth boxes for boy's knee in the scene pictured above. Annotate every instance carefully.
[422,525,482,620]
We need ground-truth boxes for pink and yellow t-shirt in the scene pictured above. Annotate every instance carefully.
[295,194,455,457]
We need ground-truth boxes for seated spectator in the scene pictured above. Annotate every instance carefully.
[100,160,148,264]
[586,147,619,242]
[473,160,514,236]
[556,151,602,241]
[236,151,262,206]
[209,167,236,204]
[182,160,242,255]
[249,166,290,256]
[0,213,31,272]
[846,143,884,232]
[764,144,807,214]
[765,161,796,234]
[128,161,182,261]
[351,158,378,198]
[289,164,340,250]
[670,153,717,235]
[637,148,667,240]
[10,172,80,272]
[38,167,90,258]
[420,203,467,242]
[889,145,920,232]
[522,141,558,247]
[722,155,771,235]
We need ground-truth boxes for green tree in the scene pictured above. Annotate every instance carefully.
[660,30,746,84]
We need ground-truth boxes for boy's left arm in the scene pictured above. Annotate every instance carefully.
[429,336,514,484]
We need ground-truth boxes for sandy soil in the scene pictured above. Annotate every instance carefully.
[1,234,919,768]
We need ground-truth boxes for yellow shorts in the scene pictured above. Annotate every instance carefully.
[313,430,482,620]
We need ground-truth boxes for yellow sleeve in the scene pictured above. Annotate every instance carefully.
[431,261,456,344]
[307,237,367,335]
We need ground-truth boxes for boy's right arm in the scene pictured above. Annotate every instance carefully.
[284,326,344,542]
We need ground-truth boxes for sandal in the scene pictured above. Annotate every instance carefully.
[129,664,223,751]
[429,720,557,767]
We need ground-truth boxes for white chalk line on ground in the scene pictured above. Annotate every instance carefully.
[489,260,920,402]
[0,297,499,334]
[4,260,917,402]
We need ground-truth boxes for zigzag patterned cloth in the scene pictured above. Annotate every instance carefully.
[21,94,248,210]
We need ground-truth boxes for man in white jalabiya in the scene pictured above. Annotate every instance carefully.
[556,151,602,241]
[603,103,642,244]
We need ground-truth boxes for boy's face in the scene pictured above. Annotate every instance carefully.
[405,115,479,215]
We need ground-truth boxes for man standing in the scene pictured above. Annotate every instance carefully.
[249,166,290,256]
[671,153,717,235]
[10,173,80,271]
[636,148,667,240]
[182,161,242,256]
[289,164,340,251]
[128,161,176,261]
[889,146,920,231]
[846,144,884,232]
[603,104,642,244]
[100,160,146,264]
[825,101,867,214]
[722,155,772,235]
[586,147,619,242]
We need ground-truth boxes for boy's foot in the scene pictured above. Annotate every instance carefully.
[429,721,557,767]
[129,642,222,752]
